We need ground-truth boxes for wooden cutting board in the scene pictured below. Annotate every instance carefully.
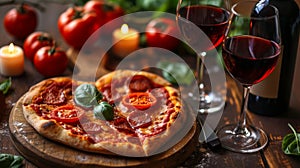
[9,95,199,168]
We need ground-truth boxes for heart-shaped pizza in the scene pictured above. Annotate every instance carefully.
[22,70,190,157]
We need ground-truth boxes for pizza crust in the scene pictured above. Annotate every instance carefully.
[95,69,171,88]
[24,104,144,156]
[139,86,188,156]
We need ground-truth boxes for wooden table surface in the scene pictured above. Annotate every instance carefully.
[1,1,300,168]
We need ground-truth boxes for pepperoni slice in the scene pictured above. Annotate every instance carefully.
[50,104,83,124]
[129,75,152,92]
[101,83,123,104]
[81,122,102,134]
[112,116,136,135]
[128,111,152,129]
[33,80,72,105]
[122,92,157,110]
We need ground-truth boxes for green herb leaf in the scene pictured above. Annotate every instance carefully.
[157,61,194,85]
[109,0,177,13]
[74,84,102,108]
[282,123,300,156]
[0,77,12,95]
[93,101,114,121]
[0,153,24,168]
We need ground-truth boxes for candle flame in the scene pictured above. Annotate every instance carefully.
[8,43,15,53]
[121,24,129,34]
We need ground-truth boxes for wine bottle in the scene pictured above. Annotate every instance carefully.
[247,0,300,116]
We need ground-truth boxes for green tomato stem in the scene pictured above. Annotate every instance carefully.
[48,47,56,55]
[72,8,83,20]
[38,35,53,42]
[18,2,26,13]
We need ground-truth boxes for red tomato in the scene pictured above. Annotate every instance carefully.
[50,105,84,124]
[84,1,124,32]
[4,4,37,40]
[104,4,124,24]
[23,32,54,61]
[58,6,101,49]
[145,18,181,50]
[122,92,157,110]
[83,0,106,26]
[84,0,124,23]
[33,46,68,77]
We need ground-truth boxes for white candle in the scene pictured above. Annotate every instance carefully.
[113,24,139,57]
[0,43,24,76]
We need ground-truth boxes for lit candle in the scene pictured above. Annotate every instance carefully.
[113,24,139,57]
[0,43,24,76]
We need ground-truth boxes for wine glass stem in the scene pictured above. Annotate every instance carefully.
[196,52,206,100]
[234,86,251,134]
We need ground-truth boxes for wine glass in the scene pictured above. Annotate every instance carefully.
[218,0,281,153]
[176,0,231,113]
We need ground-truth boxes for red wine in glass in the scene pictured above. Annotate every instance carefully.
[217,1,281,154]
[178,5,230,51]
[222,35,281,86]
[176,3,229,113]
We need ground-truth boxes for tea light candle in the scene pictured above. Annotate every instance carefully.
[0,43,24,76]
[113,24,139,57]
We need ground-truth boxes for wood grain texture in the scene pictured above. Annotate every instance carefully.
[248,113,300,168]
[9,96,198,168]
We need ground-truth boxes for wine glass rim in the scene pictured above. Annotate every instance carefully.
[177,4,231,26]
[231,0,279,20]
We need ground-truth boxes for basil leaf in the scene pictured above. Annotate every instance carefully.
[162,71,177,85]
[157,61,194,85]
[0,153,24,168]
[94,102,114,121]
[74,84,102,108]
[282,123,300,155]
[0,77,12,95]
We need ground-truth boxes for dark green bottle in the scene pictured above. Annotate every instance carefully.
[248,0,300,116]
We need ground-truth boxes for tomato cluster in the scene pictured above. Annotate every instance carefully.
[58,0,124,49]
[2,1,182,77]
[23,32,68,77]
[2,2,69,77]
[23,32,54,61]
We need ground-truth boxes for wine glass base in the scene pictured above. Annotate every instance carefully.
[217,124,268,153]
[188,91,225,113]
